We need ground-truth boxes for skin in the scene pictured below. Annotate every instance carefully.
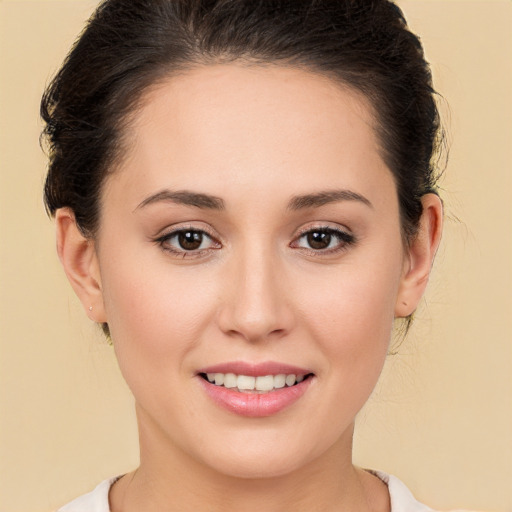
[56,64,442,511]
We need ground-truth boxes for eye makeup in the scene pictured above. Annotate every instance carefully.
[291,224,356,258]
[152,221,356,261]
[154,225,221,259]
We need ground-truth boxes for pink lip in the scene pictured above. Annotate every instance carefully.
[197,361,311,377]
[196,361,314,418]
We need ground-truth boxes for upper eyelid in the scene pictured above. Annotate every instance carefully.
[291,224,356,250]
[153,222,354,245]
[155,227,221,258]
[154,226,221,254]
[294,223,353,237]
[155,223,219,240]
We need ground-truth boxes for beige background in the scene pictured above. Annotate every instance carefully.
[0,1,511,511]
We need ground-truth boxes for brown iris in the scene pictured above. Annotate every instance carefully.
[307,231,332,250]
[178,231,203,250]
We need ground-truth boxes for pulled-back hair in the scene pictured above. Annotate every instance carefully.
[42,0,442,242]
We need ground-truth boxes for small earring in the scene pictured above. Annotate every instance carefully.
[89,306,93,311]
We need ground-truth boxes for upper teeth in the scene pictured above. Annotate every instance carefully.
[205,373,305,392]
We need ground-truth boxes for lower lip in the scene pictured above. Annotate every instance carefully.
[198,377,313,417]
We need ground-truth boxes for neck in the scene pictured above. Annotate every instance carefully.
[110,408,387,512]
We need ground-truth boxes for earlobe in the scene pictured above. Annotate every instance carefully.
[395,194,443,318]
[55,208,107,322]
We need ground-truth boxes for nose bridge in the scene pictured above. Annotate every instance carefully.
[218,238,293,342]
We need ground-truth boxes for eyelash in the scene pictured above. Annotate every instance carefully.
[154,225,355,259]
[155,226,221,259]
[291,226,356,256]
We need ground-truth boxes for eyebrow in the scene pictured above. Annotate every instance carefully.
[135,189,225,211]
[135,188,372,212]
[287,189,373,210]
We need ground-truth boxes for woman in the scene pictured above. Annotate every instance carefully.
[42,0,447,510]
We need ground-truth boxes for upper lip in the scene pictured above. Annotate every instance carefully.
[197,361,313,377]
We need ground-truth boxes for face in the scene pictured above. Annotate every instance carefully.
[94,64,408,478]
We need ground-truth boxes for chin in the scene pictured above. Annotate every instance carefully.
[189,427,335,481]
[206,452,307,481]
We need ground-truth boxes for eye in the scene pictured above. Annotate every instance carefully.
[292,226,355,254]
[156,228,221,257]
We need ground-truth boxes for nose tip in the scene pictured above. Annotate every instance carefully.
[220,313,288,343]
[216,256,294,343]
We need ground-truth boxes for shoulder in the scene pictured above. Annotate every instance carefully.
[56,477,120,512]
[372,471,435,512]
[372,470,482,512]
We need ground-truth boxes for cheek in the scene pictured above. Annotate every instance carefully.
[299,264,400,344]
[99,254,219,364]
[293,248,403,382]
[99,259,224,423]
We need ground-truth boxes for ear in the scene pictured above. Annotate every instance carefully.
[395,194,443,318]
[55,208,107,323]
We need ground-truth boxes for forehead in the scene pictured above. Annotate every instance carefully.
[105,63,394,211]
[130,63,378,151]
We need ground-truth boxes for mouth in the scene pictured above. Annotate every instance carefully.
[199,372,313,394]
[196,363,315,417]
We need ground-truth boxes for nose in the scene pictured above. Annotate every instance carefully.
[216,246,295,343]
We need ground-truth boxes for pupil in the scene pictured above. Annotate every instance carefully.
[308,231,331,249]
[178,231,203,250]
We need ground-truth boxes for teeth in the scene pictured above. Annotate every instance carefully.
[223,373,237,389]
[237,375,256,390]
[285,374,296,387]
[255,375,274,391]
[274,374,286,389]
[204,372,307,392]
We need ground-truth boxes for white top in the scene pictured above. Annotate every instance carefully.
[57,471,440,512]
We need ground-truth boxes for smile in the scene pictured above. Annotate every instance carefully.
[197,363,315,417]
[200,372,308,393]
